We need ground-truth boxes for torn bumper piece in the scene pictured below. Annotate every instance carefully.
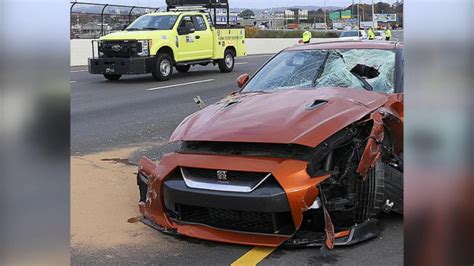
[283,219,379,247]
[140,215,379,248]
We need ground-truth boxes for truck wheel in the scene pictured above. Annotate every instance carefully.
[103,74,122,81]
[152,53,173,81]
[175,65,191,73]
[218,50,235,73]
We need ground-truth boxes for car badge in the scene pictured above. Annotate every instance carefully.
[111,45,121,52]
[216,170,228,181]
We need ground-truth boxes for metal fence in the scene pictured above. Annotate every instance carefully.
[70,2,160,39]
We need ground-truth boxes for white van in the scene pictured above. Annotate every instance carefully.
[339,30,367,41]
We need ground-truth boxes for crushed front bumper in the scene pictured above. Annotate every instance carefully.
[88,57,156,75]
[137,152,379,247]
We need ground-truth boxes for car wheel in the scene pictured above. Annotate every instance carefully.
[218,49,235,73]
[103,74,122,81]
[382,163,403,213]
[152,53,173,81]
[175,65,191,73]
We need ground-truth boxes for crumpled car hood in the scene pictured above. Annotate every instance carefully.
[170,87,388,147]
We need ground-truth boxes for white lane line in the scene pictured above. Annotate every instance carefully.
[147,79,215,91]
[71,70,87,73]
[70,81,76,83]
[235,62,248,65]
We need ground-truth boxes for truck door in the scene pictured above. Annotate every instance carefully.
[191,15,213,59]
[176,15,200,61]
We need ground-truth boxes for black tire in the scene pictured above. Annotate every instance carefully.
[383,164,403,214]
[218,49,235,73]
[175,65,191,73]
[355,161,386,222]
[103,74,122,81]
[355,160,404,222]
[152,53,173,81]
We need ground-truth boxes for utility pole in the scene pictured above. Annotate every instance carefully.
[362,1,365,22]
[372,0,376,28]
[357,0,361,29]
[352,0,355,27]
[323,0,327,28]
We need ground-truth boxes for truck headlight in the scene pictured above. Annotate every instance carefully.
[97,40,104,58]
[137,40,150,57]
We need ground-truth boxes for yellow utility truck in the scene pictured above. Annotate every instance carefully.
[88,0,246,81]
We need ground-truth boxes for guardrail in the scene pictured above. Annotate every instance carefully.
[70,2,160,39]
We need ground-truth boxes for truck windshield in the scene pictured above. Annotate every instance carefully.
[242,49,396,94]
[126,15,178,31]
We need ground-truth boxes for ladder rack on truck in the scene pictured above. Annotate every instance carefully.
[165,0,231,27]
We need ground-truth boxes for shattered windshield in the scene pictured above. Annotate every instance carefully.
[242,49,396,94]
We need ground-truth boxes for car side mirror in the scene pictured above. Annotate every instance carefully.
[178,22,195,35]
[236,73,249,88]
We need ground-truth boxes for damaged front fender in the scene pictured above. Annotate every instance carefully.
[357,99,404,177]
[356,110,385,177]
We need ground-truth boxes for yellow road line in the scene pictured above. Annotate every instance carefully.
[231,247,276,266]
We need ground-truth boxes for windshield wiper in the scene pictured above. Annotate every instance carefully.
[142,27,160,30]
[350,72,373,91]
[126,28,140,31]
[312,51,331,86]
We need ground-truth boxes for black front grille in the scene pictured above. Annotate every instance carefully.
[177,204,294,235]
[100,40,140,58]
[183,167,267,182]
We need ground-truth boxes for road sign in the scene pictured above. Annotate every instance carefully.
[374,14,397,22]
[329,12,340,20]
[341,10,352,19]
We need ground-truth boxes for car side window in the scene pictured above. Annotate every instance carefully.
[193,15,207,31]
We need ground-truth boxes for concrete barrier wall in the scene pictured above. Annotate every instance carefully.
[71,39,95,67]
[70,38,338,66]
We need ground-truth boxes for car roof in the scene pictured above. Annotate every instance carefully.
[286,40,403,51]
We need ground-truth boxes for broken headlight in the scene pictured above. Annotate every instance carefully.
[306,126,359,177]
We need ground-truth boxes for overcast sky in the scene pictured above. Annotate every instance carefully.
[80,0,398,9]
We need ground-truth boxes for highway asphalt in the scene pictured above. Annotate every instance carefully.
[71,53,403,265]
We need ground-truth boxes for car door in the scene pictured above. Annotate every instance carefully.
[176,15,199,61]
[191,15,213,59]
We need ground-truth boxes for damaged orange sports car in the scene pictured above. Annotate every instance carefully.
[137,41,404,248]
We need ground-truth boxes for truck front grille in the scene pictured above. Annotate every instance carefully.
[100,40,140,58]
